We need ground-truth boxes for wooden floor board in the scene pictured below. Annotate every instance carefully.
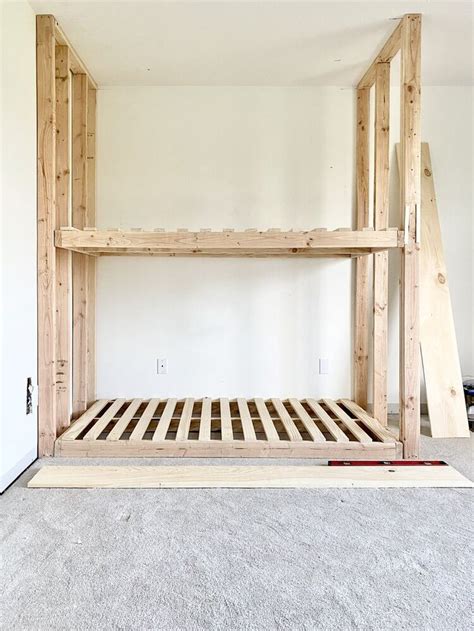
[28,464,473,489]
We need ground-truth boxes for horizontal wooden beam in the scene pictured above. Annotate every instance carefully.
[357,19,403,88]
[55,228,401,257]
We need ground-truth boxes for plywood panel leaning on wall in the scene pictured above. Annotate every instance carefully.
[418,144,469,437]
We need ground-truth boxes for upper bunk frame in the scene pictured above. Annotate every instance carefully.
[36,14,421,458]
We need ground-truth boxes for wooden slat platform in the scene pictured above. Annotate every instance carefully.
[28,464,473,489]
[55,398,402,458]
[55,227,401,258]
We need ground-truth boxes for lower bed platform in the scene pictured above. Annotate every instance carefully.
[56,397,402,458]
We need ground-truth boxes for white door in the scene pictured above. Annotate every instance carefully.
[0,1,38,492]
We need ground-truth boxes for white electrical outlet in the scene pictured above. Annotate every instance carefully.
[157,358,167,374]
[319,358,329,375]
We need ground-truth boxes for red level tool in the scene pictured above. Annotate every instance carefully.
[328,460,447,467]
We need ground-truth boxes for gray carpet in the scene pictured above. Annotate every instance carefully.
[1,421,473,631]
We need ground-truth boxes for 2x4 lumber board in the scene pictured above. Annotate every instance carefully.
[55,229,400,255]
[175,398,194,441]
[28,464,472,489]
[399,14,422,459]
[354,87,371,409]
[271,399,303,442]
[106,399,143,441]
[254,398,280,442]
[59,399,109,441]
[372,62,390,427]
[151,398,176,441]
[53,19,98,88]
[322,399,372,444]
[130,398,160,441]
[339,400,397,443]
[288,399,326,442]
[198,398,212,441]
[83,398,126,441]
[305,399,350,442]
[55,439,401,459]
[71,73,89,418]
[37,15,57,456]
[237,399,258,442]
[358,20,403,88]
[219,398,234,441]
[418,144,469,437]
[54,43,71,435]
[87,86,97,405]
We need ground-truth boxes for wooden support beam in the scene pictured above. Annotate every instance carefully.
[399,15,422,458]
[53,20,98,88]
[55,228,400,256]
[37,15,57,456]
[86,86,97,405]
[353,87,370,408]
[54,44,71,435]
[358,20,402,88]
[71,73,89,418]
[372,63,390,426]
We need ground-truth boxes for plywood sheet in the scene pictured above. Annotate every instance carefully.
[419,144,469,437]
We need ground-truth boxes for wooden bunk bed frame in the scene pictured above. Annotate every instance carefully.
[37,14,422,460]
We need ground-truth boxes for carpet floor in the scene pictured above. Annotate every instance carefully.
[1,420,472,631]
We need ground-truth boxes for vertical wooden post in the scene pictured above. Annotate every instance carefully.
[55,44,71,434]
[37,15,57,455]
[71,73,89,417]
[353,87,370,408]
[399,14,422,458]
[87,85,97,405]
[372,63,390,426]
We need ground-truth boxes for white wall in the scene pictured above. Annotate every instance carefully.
[0,0,37,490]
[96,86,473,403]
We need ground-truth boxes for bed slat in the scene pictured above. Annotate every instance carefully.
[107,399,143,441]
[129,398,160,441]
[305,399,350,442]
[339,399,397,443]
[83,399,126,441]
[60,400,110,441]
[152,398,177,441]
[254,398,280,441]
[198,398,212,441]
[322,399,372,443]
[220,398,233,441]
[271,399,303,442]
[288,398,326,442]
[175,398,194,441]
[237,398,257,441]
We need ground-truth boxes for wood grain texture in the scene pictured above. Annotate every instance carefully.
[354,87,371,409]
[86,86,97,406]
[53,21,97,88]
[418,144,469,437]
[37,15,57,455]
[28,464,472,489]
[54,44,71,435]
[54,397,401,458]
[71,73,89,418]
[55,228,400,257]
[399,14,422,458]
[372,62,390,426]
[358,20,402,88]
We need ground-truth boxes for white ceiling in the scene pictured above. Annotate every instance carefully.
[29,1,473,86]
